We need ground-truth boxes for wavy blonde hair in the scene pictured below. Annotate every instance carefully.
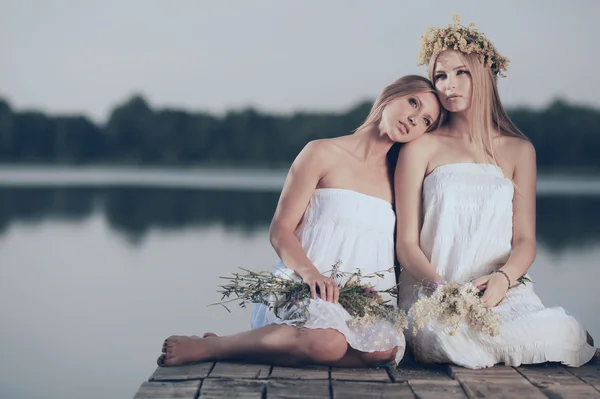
[428,51,528,167]
[355,75,445,133]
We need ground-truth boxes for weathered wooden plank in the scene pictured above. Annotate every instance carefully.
[199,378,266,398]
[449,365,546,398]
[332,380,414,398]
[208,361,271,379]
[407,380,468,399]
[150,362,214,381]
[567,362,600,391]
[392,363,452,381]
[137,362,600,399]
[517,363,586,385]
[266,379,331,398]
[394,352,453,381]
[516,364,600,398]
[449,366,546,399]
[449,365,520,379]
[133,381,200,399]
[269,365,329,380]
[459,379,546,399]
[535,384,600,398]
[330,366,392,382]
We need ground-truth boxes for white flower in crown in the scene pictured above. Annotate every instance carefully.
[418,14,510,78]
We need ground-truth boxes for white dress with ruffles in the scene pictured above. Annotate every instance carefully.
[398,163,596,369]
[252,188,406,362]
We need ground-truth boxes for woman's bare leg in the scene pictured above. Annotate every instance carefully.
[160,329,399,368]
[208,332,400,367]
[329,346,399,368]
[159,325,349,367]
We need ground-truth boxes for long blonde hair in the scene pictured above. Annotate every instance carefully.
[355,75,445,133]
[428,51,528,166]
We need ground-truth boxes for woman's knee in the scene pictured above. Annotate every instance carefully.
[304,330,348,363]
[360,346,398,366]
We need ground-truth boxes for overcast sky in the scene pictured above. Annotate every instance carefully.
[1,0,598,123]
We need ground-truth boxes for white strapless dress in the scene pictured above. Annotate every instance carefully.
[252,188,406,361]
[399,163,596,369]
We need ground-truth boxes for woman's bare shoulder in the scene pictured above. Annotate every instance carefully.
[297,138,343,161]
[494,135,536,177]
[398,133,443,172]
[402,131,446,159]
[495,135,536,160]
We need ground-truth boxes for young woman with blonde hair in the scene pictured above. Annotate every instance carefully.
[395,16,598,368]
[158,75,442,368]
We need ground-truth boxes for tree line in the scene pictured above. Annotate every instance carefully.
[0,96,598,170]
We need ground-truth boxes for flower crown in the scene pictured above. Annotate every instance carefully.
[418,14,509,77]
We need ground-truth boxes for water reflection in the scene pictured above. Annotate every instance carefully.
[0,187,598,399]
[103,188,278,242]
[0,188,279,242]
[537,196,600,250]
[0,187,599,249]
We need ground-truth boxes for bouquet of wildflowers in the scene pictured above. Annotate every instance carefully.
[410,276,531,337]
[410,281,500,336]
[212,262,408,332]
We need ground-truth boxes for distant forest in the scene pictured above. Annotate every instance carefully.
[0,96,598,170]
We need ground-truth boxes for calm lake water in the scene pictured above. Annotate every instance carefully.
[0,169,599,399]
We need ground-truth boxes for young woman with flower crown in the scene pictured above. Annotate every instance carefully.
[395,16,598,368]
[157,75,442,368]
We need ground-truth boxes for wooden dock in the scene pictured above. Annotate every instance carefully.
[134,358,600,398]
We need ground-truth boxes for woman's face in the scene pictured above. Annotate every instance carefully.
[433,50,473,113]
[379,92,440,143]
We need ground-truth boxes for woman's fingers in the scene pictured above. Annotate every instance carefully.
[480,274,510,308]
[480,289,501,308]
[317,281,327,300]
[488,296,501,308]
[326,281,335,302]
[309,281,317,299]
[333,284,340,304]
[472,275,490,288]
[480,289,494,307]
[308,277,339,303]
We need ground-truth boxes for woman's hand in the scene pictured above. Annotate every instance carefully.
[299,269,339,303]
[472,272,510,308]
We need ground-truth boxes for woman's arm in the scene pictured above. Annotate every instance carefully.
[395,139,445,284]
[476,140,537,307]
[501,140,537,279]
[269,140,339,303]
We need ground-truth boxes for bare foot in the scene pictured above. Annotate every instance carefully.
[160,333,216,351]
[157,334,218,366]
[158,335,217,367]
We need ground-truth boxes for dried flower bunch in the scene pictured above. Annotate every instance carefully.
[418,14,510,77]
[411,281,501,337]
[410,275,531,336]
[213,262,408,332]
